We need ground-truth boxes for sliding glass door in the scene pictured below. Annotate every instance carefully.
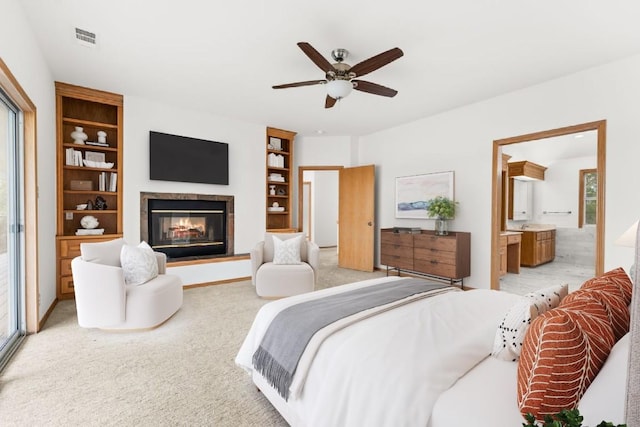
[0,88,25,369]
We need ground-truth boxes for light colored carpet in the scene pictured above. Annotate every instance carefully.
[0,248,385,426]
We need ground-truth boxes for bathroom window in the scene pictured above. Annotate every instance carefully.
[579,169,597,228]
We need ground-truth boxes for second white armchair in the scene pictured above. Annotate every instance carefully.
[250,232,319,298]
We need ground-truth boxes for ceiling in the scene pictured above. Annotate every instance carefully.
[19,1,640,137]
[503,130,598,166]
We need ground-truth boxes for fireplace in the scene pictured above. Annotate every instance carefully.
[141,192,234,260]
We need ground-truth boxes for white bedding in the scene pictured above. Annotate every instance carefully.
[429,333,630,427]
[236,276,523,426]
[429,355,522,427]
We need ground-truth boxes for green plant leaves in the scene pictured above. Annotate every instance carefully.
[522,409,626,427]
[425,196,457,219]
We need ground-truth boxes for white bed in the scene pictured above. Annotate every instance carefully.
[237,276,524,426]
[236,276,630,426]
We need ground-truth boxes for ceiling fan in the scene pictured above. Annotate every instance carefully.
[273,42,404,108]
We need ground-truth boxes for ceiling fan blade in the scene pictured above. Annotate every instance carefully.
[297,42,335,73]
[352,80,398,97]
[348,47,404,78]
[272,80,326,89]
[325,95,337,109]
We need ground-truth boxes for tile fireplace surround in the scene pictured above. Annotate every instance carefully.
[140,192,234,261]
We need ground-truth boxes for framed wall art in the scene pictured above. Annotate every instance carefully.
[395,171,454,219]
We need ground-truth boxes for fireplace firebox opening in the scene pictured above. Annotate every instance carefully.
[141,192,234,260]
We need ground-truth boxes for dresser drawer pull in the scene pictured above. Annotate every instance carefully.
[430,260,438,264]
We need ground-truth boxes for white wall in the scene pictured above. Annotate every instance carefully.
[296,135,353,166]
[293,135,353,228]
[357,54,640,289]
[530,156,597,227]
[309,171,338,247]
[123,96,265,283]
[1,0,57,318]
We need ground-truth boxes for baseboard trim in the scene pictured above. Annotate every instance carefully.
[167,253,250,267]
[183,276,251,289]
[38,298,58,332]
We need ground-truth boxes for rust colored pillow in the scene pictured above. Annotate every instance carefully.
[557,297,616,355]
[581,267,632,305]
[562,286,630,341]
[517,297,615,418]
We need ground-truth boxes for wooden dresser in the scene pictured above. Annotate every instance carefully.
[380,228,471,286]
[380,230,414,272]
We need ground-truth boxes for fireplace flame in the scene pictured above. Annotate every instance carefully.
[167,217,206,240]
[173,218,204,231]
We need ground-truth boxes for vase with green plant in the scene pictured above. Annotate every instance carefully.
[426,196,458,236]
[522,408,626,427]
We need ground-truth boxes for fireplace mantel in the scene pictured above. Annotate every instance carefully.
[140,192,234,259]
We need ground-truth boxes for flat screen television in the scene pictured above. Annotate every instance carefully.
[149,131,229,185]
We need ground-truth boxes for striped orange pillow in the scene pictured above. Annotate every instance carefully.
[517,297,615,418]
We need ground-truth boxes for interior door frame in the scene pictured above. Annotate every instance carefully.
[490,120,606,290]
[302,181,312,241]
[297,165,344,235]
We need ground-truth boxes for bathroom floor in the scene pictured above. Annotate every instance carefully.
[499,261,595,295]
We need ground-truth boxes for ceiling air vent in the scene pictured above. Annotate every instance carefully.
[75,27,96,47]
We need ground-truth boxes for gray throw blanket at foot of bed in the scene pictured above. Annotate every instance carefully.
[252,278,451,400]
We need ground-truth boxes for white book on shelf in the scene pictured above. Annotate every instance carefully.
[65,148,74,165]
[74,150,83,166]
[99,172,105,191]
[109,172,117,192]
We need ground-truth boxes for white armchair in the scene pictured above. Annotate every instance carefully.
[71,238,183,330]
[250,232,320,298]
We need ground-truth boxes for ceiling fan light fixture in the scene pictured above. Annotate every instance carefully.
[274,42,403,108]
[326,79,353,100]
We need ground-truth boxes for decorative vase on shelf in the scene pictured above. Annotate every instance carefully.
[269,185,276,195]
[97,130,107,144]
[71,126,88,145]
[434,218,448,236]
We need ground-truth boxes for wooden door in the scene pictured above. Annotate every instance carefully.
[338,165,375,271]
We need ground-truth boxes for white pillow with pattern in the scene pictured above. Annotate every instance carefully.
[120,241,159,285]
[491,283,569,361]
[272,235,303,265]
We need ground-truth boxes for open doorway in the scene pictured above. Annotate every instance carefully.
[298,164,376,272]
[490,120,606,292]
[298,166,342,267]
